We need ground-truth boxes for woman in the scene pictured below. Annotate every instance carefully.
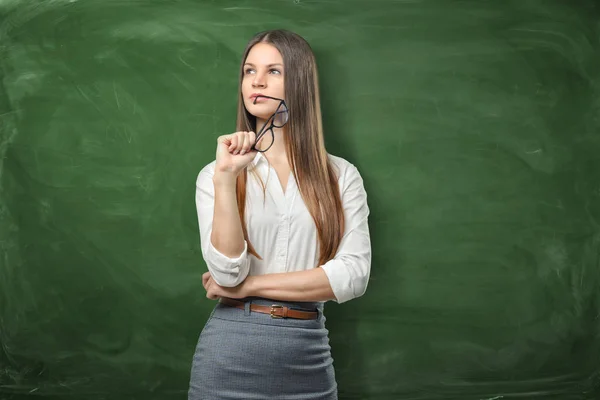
[188,29,371,400]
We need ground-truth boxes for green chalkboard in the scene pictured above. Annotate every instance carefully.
[1,0,599,399]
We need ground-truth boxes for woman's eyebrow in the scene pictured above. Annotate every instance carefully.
[244,63,283,67]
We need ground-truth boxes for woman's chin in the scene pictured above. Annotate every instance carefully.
[247,110,272,121]
[245,102,277,118]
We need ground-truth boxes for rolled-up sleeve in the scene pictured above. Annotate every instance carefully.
[195,165,250,287]
[320,164,371,304]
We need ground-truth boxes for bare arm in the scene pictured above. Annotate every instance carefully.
[210,171,245,257]
[195,130,262,287]
[243,268,336,302]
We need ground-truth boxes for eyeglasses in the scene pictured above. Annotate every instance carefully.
[249,95,289,153]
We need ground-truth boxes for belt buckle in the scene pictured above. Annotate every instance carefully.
[270,304,284,318]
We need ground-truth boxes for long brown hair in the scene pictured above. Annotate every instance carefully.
[234,29,344,268]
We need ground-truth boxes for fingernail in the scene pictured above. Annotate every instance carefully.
[240,150,245,155]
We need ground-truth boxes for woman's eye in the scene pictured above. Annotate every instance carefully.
[244,68,281,75]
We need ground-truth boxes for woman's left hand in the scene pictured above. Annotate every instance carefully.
[202,271,249,300]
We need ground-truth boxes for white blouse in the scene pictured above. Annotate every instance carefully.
[195,151,371,304]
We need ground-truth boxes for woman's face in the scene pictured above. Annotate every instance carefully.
[241,42,285,121]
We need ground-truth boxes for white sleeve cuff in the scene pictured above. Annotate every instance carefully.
[205,239,250,287]
[207,239,248,264]
[320,257,367,304]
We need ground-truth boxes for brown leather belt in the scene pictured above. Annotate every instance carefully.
[219,297,318,320]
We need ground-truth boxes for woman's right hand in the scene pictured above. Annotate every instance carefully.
[214,131,264,177]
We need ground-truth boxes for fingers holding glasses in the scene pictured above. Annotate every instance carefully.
[240,131,252,155]
[227,131,259,155]
[245,131,266,153]
[228,131,246,155]
[227,133,239,153]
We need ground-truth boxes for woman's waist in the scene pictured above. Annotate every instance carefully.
[231,296,324,310]
[210,296,327,328]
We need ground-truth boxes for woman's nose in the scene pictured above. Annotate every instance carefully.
[252,73,266,88]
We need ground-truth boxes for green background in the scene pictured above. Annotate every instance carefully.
[1,0,599,399]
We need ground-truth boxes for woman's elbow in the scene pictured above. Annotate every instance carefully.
[206,260,250,287]
[353,269,370,299]
[336,257,371,303]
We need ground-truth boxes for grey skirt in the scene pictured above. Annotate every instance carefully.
[187,296,338,400]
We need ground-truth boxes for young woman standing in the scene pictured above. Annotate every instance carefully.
[188,29,371,400]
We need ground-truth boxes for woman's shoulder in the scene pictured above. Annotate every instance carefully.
[326,153,364,187]
[195,160,217,186]
[327,153,360,175]
[199,159,217,174]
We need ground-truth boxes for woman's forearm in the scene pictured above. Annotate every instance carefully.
[210,171,246,257]
[244,268,336,302]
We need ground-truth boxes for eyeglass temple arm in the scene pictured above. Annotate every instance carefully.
[250,127,273,151]
[253,95,288,112]
[248,96,286,150]
[253,94,284,103]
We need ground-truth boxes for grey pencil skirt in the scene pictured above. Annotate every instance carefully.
[187,296,338,400]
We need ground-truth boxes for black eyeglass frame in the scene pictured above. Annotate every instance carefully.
[249,95,289,153]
